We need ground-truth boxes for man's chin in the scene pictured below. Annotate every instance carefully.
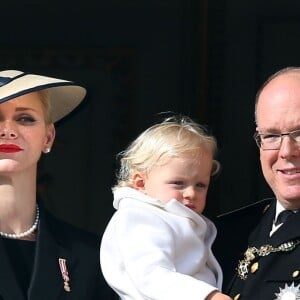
[277,193,300,209]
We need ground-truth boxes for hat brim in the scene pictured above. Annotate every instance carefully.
[0,71,86,123]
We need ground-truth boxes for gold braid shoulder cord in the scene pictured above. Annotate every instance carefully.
[237,240,300,280]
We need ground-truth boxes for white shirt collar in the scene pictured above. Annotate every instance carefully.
[274,201,286,222]
[270,201,298,236]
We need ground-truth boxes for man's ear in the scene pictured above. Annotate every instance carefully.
[132,171,146,191]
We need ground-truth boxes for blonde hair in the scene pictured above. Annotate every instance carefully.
[37,89,52,124]
[115,115,220,188]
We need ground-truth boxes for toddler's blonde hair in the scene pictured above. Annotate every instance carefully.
[115,115,220,188]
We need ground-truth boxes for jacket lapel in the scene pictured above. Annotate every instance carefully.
[248,200,275,247]
[28,205,75,300]
[270,210,300,245]
[0,238,25,299]
[248,201,300,248]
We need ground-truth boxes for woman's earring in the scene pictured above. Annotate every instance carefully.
[44,148,51,154]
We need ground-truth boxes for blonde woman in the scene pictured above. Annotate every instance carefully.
[0,70,114,299]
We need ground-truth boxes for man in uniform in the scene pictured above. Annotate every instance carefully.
[214,66,300,299]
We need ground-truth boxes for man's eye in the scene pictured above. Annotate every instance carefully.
[291,130,300,141]
[262,134,280,140]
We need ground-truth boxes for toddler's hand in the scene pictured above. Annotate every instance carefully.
[206,290,233,300]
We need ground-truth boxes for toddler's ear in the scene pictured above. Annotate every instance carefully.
[132,172,146,191]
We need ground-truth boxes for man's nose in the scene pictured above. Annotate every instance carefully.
[279,135,300,158]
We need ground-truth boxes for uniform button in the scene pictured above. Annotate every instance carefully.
[233,294,241,300]
[250,262,259,274]
[292,270,300,278]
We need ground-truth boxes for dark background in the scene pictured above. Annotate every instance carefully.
[2,0,300,234]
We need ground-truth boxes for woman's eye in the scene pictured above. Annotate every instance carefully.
[17,115,36,123]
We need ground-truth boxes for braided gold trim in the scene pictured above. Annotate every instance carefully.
[237,240,300,280]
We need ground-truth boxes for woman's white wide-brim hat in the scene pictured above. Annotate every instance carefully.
[0,70,87,122]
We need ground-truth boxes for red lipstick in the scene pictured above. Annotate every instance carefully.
[0,144,22,153]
